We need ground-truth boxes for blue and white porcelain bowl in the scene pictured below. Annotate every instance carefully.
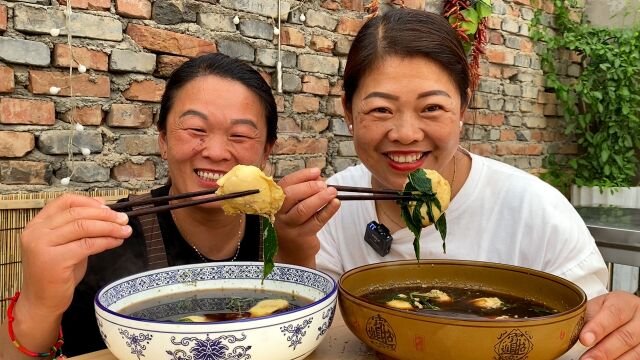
[95,262,337,360]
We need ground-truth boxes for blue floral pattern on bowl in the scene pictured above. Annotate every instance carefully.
[95,262,337,360]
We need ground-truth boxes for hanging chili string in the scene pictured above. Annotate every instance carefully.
[363,0,489,91]
[443,0,490,91]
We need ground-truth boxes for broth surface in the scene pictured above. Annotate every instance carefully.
[361,286,558,320]
[120,288,312,322]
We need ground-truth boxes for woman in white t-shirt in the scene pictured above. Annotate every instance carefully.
[275,8,640,359]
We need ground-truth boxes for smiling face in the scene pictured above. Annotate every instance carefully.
[159,75,272,197]
[344,56,465,190]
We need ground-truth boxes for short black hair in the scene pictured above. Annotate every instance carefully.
[158,53,277,145]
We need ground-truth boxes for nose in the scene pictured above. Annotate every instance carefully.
[199,134,232,161]
[387,113,425,144]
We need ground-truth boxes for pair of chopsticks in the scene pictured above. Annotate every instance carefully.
[109,184,412,217]
[109,188,259,217]
[333,185,414,201]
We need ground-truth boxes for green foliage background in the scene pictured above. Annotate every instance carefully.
[532,0,640,190]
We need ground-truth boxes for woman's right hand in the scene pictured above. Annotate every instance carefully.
[19,194,132,318]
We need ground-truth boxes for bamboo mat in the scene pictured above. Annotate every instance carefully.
[0,189,131,322]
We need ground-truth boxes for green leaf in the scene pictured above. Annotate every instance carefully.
[477,1,493,19]
[261,217,277,281]
[435,215,447,253]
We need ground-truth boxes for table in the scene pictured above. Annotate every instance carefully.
[68,307,375,360]
[574,206,640,292]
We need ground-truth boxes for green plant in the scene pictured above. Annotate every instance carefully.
[532,0,640,189]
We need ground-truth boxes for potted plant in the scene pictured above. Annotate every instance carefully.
[532,0,640,207]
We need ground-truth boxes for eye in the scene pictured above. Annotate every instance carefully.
[187,127,206,134]
[372,107,392,114]
[423,105,443,112]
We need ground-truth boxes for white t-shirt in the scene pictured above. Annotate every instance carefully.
[317,152,608,300]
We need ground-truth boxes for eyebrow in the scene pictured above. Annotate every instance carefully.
[179,111,258,129]
[363,90,452,101]
[417,90,451,99]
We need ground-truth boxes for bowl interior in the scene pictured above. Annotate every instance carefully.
[97,262,336,322]
[340,259,586,317]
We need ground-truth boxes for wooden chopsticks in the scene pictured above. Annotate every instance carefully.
[110,184,410,217]
[109,189,259,217]
[331,185,414,201]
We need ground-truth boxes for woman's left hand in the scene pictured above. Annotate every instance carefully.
[580,291,640,359]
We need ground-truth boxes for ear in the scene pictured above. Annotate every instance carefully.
[158,131,168,159]
[261,141,274,169]
[341,94,353,133]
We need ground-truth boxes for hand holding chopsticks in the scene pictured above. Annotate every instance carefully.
[332,185,414,201]
[109,189,260,217]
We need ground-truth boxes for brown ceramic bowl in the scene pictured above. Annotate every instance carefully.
[339,260,586,360]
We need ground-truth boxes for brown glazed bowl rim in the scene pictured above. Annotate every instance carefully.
[338,259,587,326]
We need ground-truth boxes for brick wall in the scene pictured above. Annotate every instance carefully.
[0,0,581,192]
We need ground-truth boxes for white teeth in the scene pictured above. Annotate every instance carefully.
[196,171,223,181]
[388,153,422,163]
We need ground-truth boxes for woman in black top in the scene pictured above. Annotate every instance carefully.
[1,53,339,358]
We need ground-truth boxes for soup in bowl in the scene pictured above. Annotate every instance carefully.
[339,260,586,360]
[95,262,337,360]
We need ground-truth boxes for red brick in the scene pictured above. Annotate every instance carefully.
[0,5,7,32]
[322,0,341,10]
[53,44,109,71]
[526,144,543,155]
[0,66,15,93]
[508,4,520,17]
[330,80,344,95]
[0,132,35,157]
[278,117,301,133]
[500,130,516,141]
[489,31,504,45]
[543,104,557,116]
[280,27,305,48]
[336,17,365,36]
[326,97,344,116]
[63,105,103,126]
[107,104,153,128]
[496,143,527,155]
[543,1,555,13]
[520,38,533,53]
[310,35,334,53]
[403,0,426,9]
[465,111,504,126]
[28,71,110,98]
[302,75,330,95]
[302,118,329,133]
[155,55,189,78]
[488,65,502,78]
[0,161,49,185]
[502,67,518,79]
[470,143,493,156]
[531,130,543,142]
[487,17,502,30]
[273,137,328,155]
[0,98,55,125]
[116,0,152,19]
[341,0,363,11]
[127,24,216,57]
[306,157,326,170]
[485,48,514,65]
[59,0,110,10]
[123,79,166,103]
[112,160,155,181]
[292,95,320,113]
[275,95,285,113]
